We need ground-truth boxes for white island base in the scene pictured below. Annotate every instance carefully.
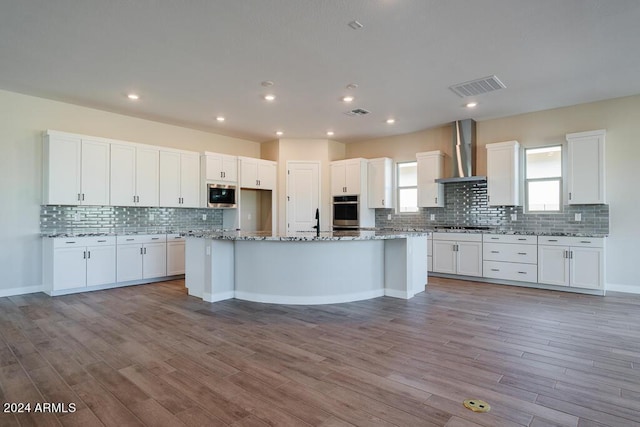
[185,232,428,305]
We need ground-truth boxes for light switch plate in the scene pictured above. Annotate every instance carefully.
[202,214,207,221]
[430,214,435,221]
[510,213,517,221]
[575,213,582,221]
[149,213,154,221]
[387,214,392,220]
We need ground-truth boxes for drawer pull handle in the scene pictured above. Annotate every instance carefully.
[517,271,527,274]
[491,268,499,272]
[517,252,527,255]
[97,240,107,243]
[580,241,591,244]
[65,241,76,244]
[491,250,499,253]
[490,237,499,240]
[548,239,558,242]
[126,238,135,241]
[152,237,160,240]
[517,238,527,241]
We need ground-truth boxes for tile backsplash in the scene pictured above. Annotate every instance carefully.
[40,205,223,234]
[376,181,609,235]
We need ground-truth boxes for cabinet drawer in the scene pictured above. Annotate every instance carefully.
[53,236,115,248]
[483,234,537,244]
[167,234,184,241]
[433,232,482,242]
[538,236,604,248]
[483,243,537,264]
[117,234,167,244]
[483,261,538,283]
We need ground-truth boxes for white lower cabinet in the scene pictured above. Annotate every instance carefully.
[116,235,167,282]
[43,237,116,294]
[482,234,537,283]
[427,234,433,272]
[166,234,186,275]
[432,233,482,277]
[538,236,604,290]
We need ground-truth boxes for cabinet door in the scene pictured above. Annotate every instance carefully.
[538,245,570,286]
[180,154,201,208]
[159,151,182,207]
[567,132,605,204]
[45,135,82,205]
[257,161,276,190]
[570,247,603,289]
[81,139,110,206]
[205,154,224,181]
[240,157,259,188]
[167,240,186,275]
[222,155,238,182]
[487,143,519,206]
[432,240,457,274]
[344,160,362,195]
[53,247,87,290]
[456,241,483,277]
[116,244,143,282]
[368,159,392,208]
[143,242,167,279]
[417,154,444,207]
[110,144,136,206]
[86,245,116,286]
[330,163,346,195]
[136,147,160,207]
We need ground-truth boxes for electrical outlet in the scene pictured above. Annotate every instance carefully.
[248,213,252,220]
[430,214,436,221]
[202,214,207,221]
[74,212,80,221]
[387,214,392,220]
[575,213,582,221]
[510,213,517,221]
[149,213,154,221]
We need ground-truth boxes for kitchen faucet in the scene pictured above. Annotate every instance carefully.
[313,208,320,237]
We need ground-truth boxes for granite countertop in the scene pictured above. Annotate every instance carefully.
[41,228,224,238]
[184,230,429,241]
[389,227,607,238]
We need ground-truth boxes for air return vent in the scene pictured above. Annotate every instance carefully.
[449,75,506,98]
[344,108,370,116]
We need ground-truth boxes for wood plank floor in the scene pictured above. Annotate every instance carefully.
[1,277,640,426]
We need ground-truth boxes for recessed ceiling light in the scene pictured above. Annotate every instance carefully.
[127,93,139,100]
[275,131,283,136]
[261,80,274,87]
[216,116,225,122]
[342,95,354,103]
[466,102,478,108]
[386,118,396,124]
[348,20,363,30]
[327,131,334,136]
[264,94,276,101]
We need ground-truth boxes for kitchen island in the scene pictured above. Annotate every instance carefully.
[184,230,428,304]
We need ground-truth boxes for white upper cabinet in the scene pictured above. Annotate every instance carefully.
[110,144,159,207]
[331,158,367,196]
[239,157,276,190]
[486,141,520,206]
[43,132,110,206]
[203,152,238,183]
[416,151,444,207]
[159,151,200,208]
[367,158,392,208]
[566,130,605,204]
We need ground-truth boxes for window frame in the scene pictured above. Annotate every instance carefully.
[396,160,419,213]
[524,145,563,213]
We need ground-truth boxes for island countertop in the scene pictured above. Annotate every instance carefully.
[183,230,429,241]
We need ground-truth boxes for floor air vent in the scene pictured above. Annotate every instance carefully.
[344,108,371,116]
[449,75,506,97]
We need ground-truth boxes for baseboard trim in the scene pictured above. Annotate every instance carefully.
[606,283,640,294]
[234,289,385,305]
[0,285,44,298]
[203,291,235,303]
[384,288,413,299]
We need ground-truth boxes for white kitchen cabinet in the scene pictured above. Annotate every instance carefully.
[367,158,392,208]
[538,236,604,289]
[239,157,276,190]
[331,158,367,195]
[427,233,433,272]
[486,141,520,206]
[159,151,200,208]
[43,237,116,294]
[567,130,606,204]
[110,144,159,207]
[482,234,537,283]
[203,152,238,183]
[416,151,444,208]
[432,232,483,277]
[43,132,110,206]
[116,235,167,282]
[167,234,186,275]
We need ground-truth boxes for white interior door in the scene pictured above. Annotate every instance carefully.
[287,161,320,233]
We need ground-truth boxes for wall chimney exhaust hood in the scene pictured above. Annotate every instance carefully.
[435,119,486,183]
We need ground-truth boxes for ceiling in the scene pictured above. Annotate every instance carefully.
[2,1,640,143]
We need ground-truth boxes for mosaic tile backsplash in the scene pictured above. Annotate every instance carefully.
[376,181,609,235]
[40,205,223,234]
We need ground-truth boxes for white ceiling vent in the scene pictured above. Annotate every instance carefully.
[449,75,506,98]
[344,108,370,116]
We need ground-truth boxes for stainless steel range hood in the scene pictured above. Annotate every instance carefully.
[435,119,486,183]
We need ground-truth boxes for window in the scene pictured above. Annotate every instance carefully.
[525,146,562,212]
[397,161,418,212]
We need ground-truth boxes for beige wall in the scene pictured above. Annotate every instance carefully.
[346,94,640,292]
[0,89,260,295]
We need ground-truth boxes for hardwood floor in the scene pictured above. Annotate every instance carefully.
[1,277,640,426]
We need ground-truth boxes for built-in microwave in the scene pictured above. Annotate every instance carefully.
[207,183,237,208]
